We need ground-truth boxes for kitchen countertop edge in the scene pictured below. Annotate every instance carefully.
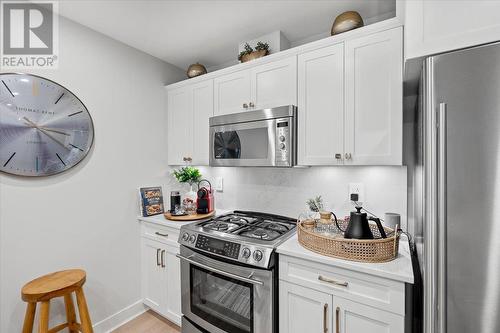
[277,234,414,284]
[137,209,232,230]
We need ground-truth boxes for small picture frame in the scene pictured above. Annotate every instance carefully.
[139,186,164,217]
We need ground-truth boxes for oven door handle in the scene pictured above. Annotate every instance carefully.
[176,254,264,286]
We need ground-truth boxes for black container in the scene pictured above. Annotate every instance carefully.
[170,191,181,213]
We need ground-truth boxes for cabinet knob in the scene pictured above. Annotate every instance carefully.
[183,156,192,162]
[344,153,352,160]
[335,153,342,160]
[249,102,255,108]
[243,103,248,109]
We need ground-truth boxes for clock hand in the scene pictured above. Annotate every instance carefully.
[37,127,71,151]
[38,126,70,136]
[23,117,70,151]
[23,118,71,136]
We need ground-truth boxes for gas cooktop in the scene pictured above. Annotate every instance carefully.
[198,211,296,241]
[178,211,297,268]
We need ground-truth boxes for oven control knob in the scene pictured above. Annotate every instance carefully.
[279,135,286,142]
[189,234,196,243]
[279,143,286,150]
[242,248,251,259]
[253,250,263,262]
[182,233,189,241]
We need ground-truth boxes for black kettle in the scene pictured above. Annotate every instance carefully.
[344,206,387,239]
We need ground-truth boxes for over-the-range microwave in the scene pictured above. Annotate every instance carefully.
[209,105,297,167]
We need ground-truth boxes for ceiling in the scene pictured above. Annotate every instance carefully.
[58,0,395,70]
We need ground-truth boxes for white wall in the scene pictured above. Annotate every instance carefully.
[167,166,408,228]
[0,16,184,332]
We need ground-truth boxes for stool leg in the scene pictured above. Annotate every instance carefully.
[38,301,50,333]
[22,302,37,333]
[75,288,93,333]
[64,294,78,333]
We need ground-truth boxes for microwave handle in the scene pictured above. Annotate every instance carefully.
[176,254,264,285]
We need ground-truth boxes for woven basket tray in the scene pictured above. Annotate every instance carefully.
[297,220,400,263]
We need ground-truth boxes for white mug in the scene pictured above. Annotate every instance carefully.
[384,212,401,230]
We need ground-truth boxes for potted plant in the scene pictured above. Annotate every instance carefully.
[306,195,332,224]
[172,166,202,209]
[238,41,270,63]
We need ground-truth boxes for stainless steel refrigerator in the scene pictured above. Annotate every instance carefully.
[406,42,500,333]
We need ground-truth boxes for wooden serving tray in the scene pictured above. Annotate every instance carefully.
[164,210,215,221]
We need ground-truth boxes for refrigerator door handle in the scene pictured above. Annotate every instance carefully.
[438,102,447,333]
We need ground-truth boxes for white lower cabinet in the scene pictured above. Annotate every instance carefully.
[335,297,404,333]
[142,238,167,314]
[280,280,404,333]
[280,281,333,333]
[141,223,182,325]
[279,255,406,333]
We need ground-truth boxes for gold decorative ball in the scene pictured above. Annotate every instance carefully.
[331,11,364,35]
[186,63,207,78]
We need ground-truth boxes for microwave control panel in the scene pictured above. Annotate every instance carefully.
[275,119,291,166]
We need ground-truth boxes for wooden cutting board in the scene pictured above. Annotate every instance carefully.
[163,210,215,221]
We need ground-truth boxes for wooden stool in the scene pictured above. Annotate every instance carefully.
[21,269,93,333]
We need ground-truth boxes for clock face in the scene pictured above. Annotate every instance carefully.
[0,73,94,176]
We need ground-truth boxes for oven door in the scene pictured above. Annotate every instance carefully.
[209,118,278,167]
[178,246,274,333]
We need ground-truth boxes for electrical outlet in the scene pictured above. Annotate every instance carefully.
[215,177,223,192]
[348,183,365,203]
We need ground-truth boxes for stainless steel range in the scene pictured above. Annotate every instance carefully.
[177,211,297,333]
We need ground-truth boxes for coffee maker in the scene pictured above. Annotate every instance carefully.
[196,179,214,214]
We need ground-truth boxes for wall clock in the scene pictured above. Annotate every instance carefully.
[0,73,94,176]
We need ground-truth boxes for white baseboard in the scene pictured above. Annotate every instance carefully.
[92,300,147,333]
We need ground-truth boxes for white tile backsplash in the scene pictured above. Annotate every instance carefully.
[167,166,408,230]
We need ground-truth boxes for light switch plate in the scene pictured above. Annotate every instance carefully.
[215,177,223,192]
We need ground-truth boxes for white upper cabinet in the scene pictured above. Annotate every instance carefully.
[167,87,192,165]
[167,80,213,165]
[297,44,344,165]
[167,25,403,166]
[214,70,251,115]
[191,80,213,165]
[214,56,297,115]
[344,27,402,165]
[405,0,500,59]
[251,56,297,109]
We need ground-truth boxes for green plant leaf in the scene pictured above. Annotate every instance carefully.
[172,166,202,184]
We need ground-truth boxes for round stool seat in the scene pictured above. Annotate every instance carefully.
[21,269,86,302]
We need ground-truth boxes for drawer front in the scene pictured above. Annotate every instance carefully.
[279,255,405,315]
[142,222,180,245]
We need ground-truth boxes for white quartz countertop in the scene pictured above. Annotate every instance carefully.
[277,234,414,284]
[137,209,231,230]
[137,214,192,229]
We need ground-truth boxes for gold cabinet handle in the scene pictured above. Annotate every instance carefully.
[318,275,348,287]
[156,248,161,266]
[161,250,165,268]
[155,231,168,237]
[336,307,340,333]
[323,303,328,333]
